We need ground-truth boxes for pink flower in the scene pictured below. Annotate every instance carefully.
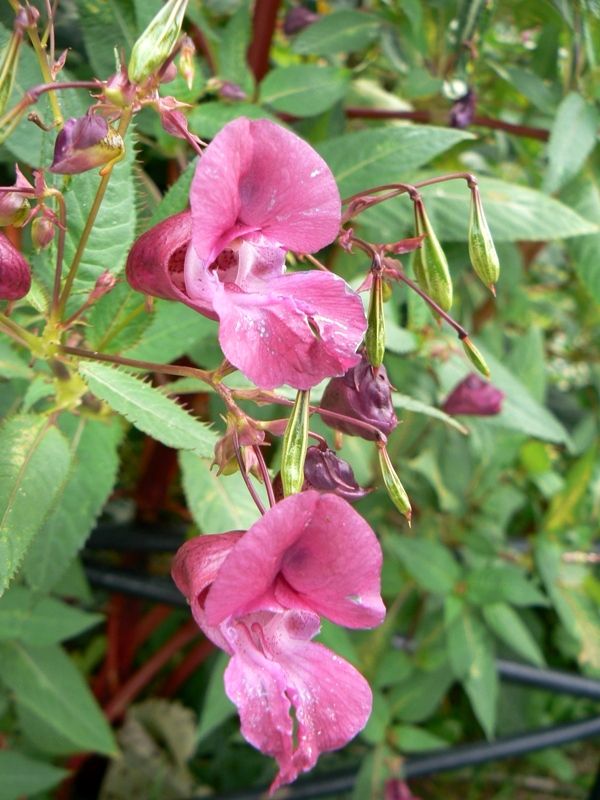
[0,233,31,300]
[441,373,504,416]
[126,117,366,390]
[172,491,385,792]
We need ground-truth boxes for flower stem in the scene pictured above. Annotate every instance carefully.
[49,190,67,317]
[27,25,63,127]
[57,106,133,318]
[252,443,276,508]
[233,430,267,515]
[0,312,41,350]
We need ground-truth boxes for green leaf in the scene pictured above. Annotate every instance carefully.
[444,597,485,679]
[482,603,545,667]
[543,93,599,194]
[188,101,280,140]
[216,0,253,92]
[79,363,216,456]
[390,665,454,723]
[147,160,195,228]
[0,642,117,755]
[78,0,137,78]
[261,65,350,117]
[23,414,121,592]
[0,750,67,800]
[86,283,151,354]
[62,127,137,298]
[465,563,547,607]
[386,535,461,594]
[317,126,473,196]
[361,176,598,243]
[0,340,33,380]
[197,651,235,742]
[562,172,600,302]
[463,626,498,739]
[122,299,217,363]
[0,585,102,645]
[393,392,468,435]
[179,451,264,532]
[392,724,449,752]
[543,445,596,532]
[0,416,71,596]
[292,10,380,55]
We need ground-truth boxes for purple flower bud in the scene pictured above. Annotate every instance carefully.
[385,780,422,800]
[31,216,54,250]
[218,81,247,101]
[441,373,504,416]
[0,233,31,300]
[0,166,34,227]
[320,356,398,441]
[449,89,476,129]
[89,270,117,302]
[304,446,368,503]
[50,116,124,175]
[283,6,319,35]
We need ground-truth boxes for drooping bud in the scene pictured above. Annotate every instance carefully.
[31,215,54,250]
[128,0,188,84]
[0,166,34,227]
[304,446,368,503]
[468,186,500,295]
[178,35,195,89]
[449,89,476,129]
[462,336,490,378]
[413,197,453,312]
[212,415,265,478]
[378,445,411,524]
[104,66,136,108]
[218,81,247,101]
[49,116,124,175]
[320,355,397,441]
[283,6,319,35]
[365,270,385,368]
[281,389,310,496]
[0,232,31,300]
[442,373,504,416]
[89,270,117,303]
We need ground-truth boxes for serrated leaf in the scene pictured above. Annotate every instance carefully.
[292,10,380,55]
[62,127,137,298]
[217,0,253,93]
[0,416,72,596]
[386,535,461,594]
[261,65,350,117]
[0,585,102,645]
[544,93,599,194]
[122,299,217,363]
[23,414,121,592]
[79,362,216,456]
[317,126,473,196]
[0,340,33,380]
[0,642,117,754]
[482,603,545,667]
[188,101,280,140]
[179,451,264,532]
[86,283,151,354]
[0,750,67,800]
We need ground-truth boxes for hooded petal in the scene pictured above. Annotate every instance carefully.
[0,233,31,300]
[223,609,372,794]
[126,211,218,319]
[189,117,341,267]
[213,270,366,390]
[205,491,385,629]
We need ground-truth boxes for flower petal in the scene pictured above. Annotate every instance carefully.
[205,492,385,629]
[0,233,31,300]
[189,117,341,266]
[213,270,366,390]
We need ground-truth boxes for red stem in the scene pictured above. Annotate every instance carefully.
[247,0,281,83]
[158,639,214,697]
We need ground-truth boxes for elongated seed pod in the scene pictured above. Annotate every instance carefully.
[468,187,500,295]
[413,198,453,312]
[378,446,412,524]
[462,336,490,378]
[365,273,385,368]
[281,389,310,496]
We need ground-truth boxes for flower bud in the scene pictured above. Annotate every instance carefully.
[413,198,453,312]
[468,187,500,295]
[104,66,136,108]
[378,445,411,524]
[31,215,54,250]
[218,81,247,101]
[178,35,195,89]
[462,336,490,378]
[442,373,504,416]
[128,0,188,84]
[0,166,34,227]
[320,355,397,441]
[213,416,265,478]
[304,446,368,503]
[89,270,117,302]
[365,272,385,368]
[283,6,319,35]
[281,389,310,496]
[0,232,31,300]
[50,116,124,175]
[449,89,476,129]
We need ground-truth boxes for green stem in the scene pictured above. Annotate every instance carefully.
[0,312,41,350]
[49,191,67,317]
[27,25,62,126]
[57,106,133,317]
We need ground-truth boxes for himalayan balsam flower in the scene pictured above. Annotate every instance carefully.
[0,233,31,300]
[172,491,385,793]
[127,117,366,390]
[442,373,504,416]
[50,115,124,174]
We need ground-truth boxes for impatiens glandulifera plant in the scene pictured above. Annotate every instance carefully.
[10,1,588,795]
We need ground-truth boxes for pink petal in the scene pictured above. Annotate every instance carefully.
[213,270,366,390]
[205,492,385,629]
[189,117,341,267]
[223,610,372,794]
[126,211,217,319]
[0,233,31,300]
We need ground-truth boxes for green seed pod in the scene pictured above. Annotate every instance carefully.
[468,187,500,295]
[378,446,412,524]
[365,273,385,368]
[414,198,453,312]
[281,389,310,496]
[462,336,490,378]
[128,0,188,84]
